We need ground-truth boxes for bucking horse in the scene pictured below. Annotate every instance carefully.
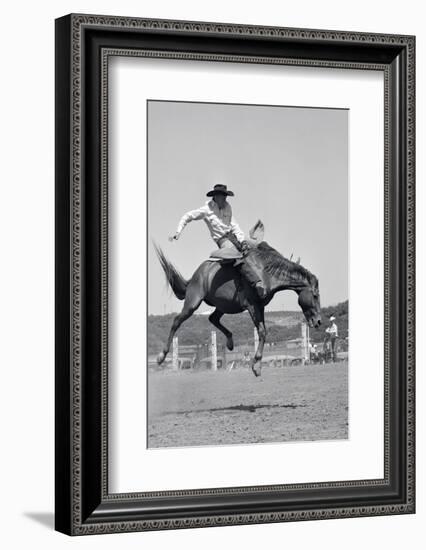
[155,222,321,376]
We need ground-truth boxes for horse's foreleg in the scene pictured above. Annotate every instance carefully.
[247,305,266,377]
[157,286,204,365]
[251,321,266,377]
[208,309,234,351]
[254,321,266,362]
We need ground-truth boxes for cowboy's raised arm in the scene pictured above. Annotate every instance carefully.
[173,205,208,240]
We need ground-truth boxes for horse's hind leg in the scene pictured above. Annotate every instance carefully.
[208,309,234,351]
[157,285,204,365]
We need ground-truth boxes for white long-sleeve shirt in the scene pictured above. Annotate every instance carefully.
[325,322,338,337]
[175,200,245,243]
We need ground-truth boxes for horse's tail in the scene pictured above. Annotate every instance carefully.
[153,243,188,300]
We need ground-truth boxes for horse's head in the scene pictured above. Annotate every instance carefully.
[298,277,321,328]
[248,241,322,328]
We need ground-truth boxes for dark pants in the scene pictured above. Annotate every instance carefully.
[324,335,337,361]
[216,235,264,297]
[236,253,266,299]
[327,336,337,361]
[237,257,262,286]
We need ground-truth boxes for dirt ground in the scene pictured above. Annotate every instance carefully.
[148,362,348,448]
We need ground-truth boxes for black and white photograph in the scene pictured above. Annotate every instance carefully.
[0,0,420,545]
[147,100,349,449]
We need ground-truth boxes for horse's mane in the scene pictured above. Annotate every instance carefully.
[254,242,318,288]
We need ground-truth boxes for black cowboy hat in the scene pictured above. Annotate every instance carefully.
[206,184,234,197]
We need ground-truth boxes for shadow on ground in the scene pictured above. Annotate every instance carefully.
[166,403,304,415]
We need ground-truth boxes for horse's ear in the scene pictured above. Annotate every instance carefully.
[249,219,265,242]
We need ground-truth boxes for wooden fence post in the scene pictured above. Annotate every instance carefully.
[172,336,179,371]
[211,331,217,371]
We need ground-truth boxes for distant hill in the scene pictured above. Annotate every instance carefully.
[147,300,348,354]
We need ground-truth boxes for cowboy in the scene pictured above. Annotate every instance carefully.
[325,315,338,361]
[169,184,266,299]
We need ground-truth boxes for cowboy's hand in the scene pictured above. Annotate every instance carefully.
[240,240,250,253]
[168,233,180,242]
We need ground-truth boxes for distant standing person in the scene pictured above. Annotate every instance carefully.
[325,315,338,362]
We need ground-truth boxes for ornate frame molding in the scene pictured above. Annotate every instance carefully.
[55,14,415,535]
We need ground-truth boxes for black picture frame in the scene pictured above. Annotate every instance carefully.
[55,13,415,535]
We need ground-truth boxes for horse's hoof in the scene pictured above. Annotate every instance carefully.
[157,351,165,365]
[252,365,262,377]
[226,338,234,351]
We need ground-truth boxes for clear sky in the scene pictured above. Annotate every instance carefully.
[147,100,348,315]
